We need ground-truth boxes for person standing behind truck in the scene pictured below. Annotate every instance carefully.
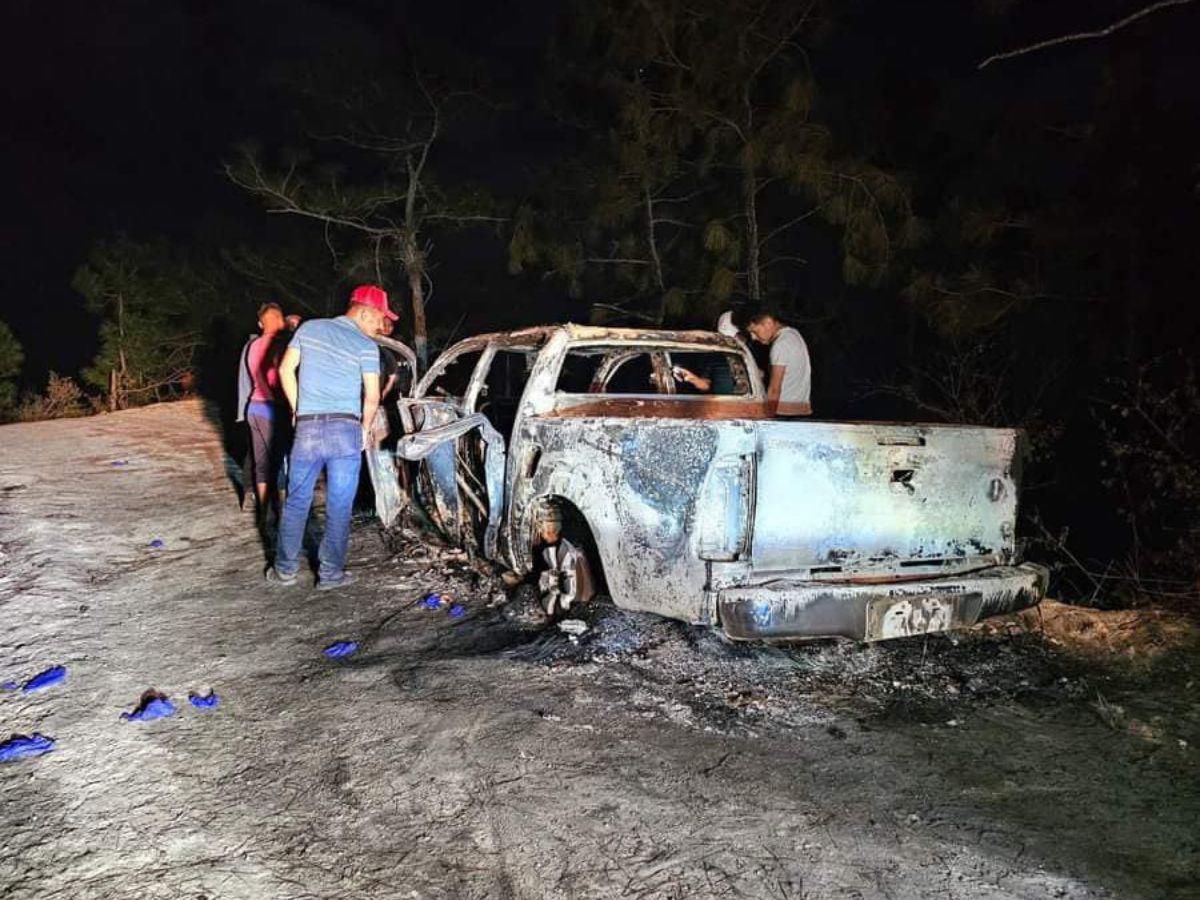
[266,284,394,590]
[746,309,812,417]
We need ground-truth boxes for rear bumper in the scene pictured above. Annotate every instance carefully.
[717,563,1048,642]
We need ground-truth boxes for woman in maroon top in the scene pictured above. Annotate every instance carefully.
[244,303,291,521]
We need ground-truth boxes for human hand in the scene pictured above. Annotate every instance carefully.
[672,366,695,385]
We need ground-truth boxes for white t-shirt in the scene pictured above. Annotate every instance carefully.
[769,326,811,409]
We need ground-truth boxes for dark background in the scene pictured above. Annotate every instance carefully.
[6,0,1196,383]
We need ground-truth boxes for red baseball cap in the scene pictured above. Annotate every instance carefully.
[350,284,398,321]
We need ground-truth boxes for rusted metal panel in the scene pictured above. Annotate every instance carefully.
[547,397,771,420]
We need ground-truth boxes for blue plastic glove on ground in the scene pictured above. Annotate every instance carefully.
[449,604,467,619]
[121,697,176,722]
[421,594,442,609]
[22,666,67,693]
[323,641,359,659]
[188,691,220,709]
[148,539,165,549]
[0,733,55,763]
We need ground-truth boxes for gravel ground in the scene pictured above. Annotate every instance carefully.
[1,399,1197,899]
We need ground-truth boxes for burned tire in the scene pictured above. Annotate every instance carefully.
[558,503,607,599]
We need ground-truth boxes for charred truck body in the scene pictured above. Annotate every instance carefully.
[372,325,1047,642]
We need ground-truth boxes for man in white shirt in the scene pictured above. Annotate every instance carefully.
[746,310,812,417]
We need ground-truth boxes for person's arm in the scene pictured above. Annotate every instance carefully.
[674,367,712,392]
[235,341,252,422]
[766,365,785,417]
[279,347,301,424]
[361,373,381,445]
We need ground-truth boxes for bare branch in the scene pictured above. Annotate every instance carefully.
[423,214,511,224]
[978,0,1196,69]
[224,154,401,238]
[590,302,659,324]
[653,187,713,204]
[639,0,691,71]
[746,0,818,80]
[762,255,808,268]
[759,208,820,247]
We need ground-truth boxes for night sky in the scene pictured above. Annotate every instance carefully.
[2,0,560,382]
[5,0,1200,386]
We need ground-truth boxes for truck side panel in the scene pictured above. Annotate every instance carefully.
[752,421,1019,578]
[517,417,756,623]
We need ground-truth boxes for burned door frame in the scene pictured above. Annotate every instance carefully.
[402,334,544,558]
[400,337,491,546]
[367,335,419,527]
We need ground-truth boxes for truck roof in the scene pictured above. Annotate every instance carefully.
[465,323,746,352]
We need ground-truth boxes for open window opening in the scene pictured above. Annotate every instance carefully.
[476,348,539,441]
[555,346,751,396]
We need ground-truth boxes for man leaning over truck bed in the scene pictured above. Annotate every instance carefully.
[747,309,812,418]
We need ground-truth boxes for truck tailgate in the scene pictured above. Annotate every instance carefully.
[751,421,1020,576]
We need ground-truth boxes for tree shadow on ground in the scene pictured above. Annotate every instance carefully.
[195,316,252,507]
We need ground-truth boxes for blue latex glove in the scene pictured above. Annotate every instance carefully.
[449,604,467,619]
[121,697,176,722]
[188,691,220,710]
[323,641,359,659]
[421,594,443,609]
[0,733,55,763]
[149,539,165,549]
[22,666,67,693]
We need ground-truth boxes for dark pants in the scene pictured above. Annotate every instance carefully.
[247,412,290,487]
[274,418,362,583]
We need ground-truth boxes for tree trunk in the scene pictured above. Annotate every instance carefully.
[743,165,762,302]
[646,188,668,323]
[402,236,429,369]
[740,81,762,303]
[112,292,127,411]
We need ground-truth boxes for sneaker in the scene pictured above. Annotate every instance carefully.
[316,571,357,592]
[265,566,297,587]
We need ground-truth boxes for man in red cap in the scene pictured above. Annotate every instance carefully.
[266,284,397,589]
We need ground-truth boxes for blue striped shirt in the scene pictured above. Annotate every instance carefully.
[290,316,380,416]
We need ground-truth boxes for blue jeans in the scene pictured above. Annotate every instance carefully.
[275,418,362,582]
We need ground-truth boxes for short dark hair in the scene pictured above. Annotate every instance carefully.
[257,302,283,319]
[746,307,783,325]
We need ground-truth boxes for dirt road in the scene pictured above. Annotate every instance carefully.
[1,400,1196,899]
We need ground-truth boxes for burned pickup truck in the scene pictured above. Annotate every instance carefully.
[371,324,1047,642]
